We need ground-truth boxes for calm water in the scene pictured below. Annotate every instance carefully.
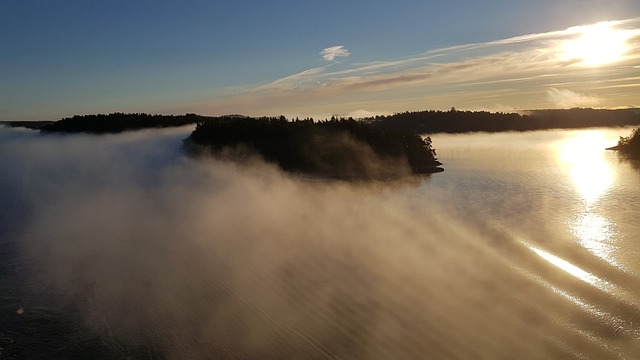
[420,128,640,357]
[1,125,639,359]
[427,128,640,274]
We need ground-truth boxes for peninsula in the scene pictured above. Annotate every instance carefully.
[607,128,640,159]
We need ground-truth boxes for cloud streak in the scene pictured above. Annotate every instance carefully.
[192,18,640,117]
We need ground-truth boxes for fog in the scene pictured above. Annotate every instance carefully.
[1,126,637,359]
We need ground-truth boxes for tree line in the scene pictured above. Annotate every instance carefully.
[369,108,640,134]
[32,108,640,135]
[40,113,206,133]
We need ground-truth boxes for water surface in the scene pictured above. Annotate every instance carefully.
[421,128,640,357]
[1,125,639,359]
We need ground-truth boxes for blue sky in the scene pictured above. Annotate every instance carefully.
[2,1,640,120]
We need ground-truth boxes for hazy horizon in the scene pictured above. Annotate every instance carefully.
[3,105,640,124]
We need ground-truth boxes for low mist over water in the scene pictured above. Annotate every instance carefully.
[1,125,639,359]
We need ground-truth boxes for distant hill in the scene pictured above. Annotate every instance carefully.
[186,116,442,179]
[369,108,640,134]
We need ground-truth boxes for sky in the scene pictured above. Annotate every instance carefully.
[2,0,640,121]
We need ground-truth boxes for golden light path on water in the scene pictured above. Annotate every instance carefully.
[529,246,614,291]
[555,130,623,269]
[532,131,623,279]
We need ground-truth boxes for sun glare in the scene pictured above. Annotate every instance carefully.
[559,22,632,66]
[554,131,614,204]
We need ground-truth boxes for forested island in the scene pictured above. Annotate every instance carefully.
[608,128,640,159]
[186,116,442,179]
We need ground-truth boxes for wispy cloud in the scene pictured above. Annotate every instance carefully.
[259,66,328,91]
[320,46,351,61]
[546,88,600,108]
[195,18,640,116]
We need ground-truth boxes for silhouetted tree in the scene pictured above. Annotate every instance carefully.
[611,128,640,159]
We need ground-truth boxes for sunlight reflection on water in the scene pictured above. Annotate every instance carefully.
[529,246,614,292]
[553,130,622,268]
[426,128,640,357]
[553,130,615,205]
[570,212,622,268]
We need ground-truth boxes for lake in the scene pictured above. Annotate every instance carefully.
[1,125,639,359]
[421,127,640,358]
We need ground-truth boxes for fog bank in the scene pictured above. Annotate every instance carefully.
[1,126,636,359]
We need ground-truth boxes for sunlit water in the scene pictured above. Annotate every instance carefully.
[1,125,640,359]
[425,128,640,274]
[421,128,640,356]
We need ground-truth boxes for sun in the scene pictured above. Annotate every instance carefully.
[559,22,632,66]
